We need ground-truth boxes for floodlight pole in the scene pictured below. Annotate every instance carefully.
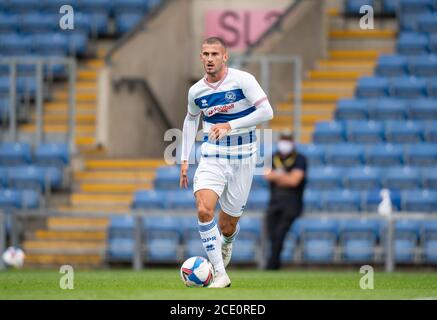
[385,215,395,273]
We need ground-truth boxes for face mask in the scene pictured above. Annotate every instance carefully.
[277,140,294,155]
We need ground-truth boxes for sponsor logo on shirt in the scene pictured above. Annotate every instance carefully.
[207,103,234,117]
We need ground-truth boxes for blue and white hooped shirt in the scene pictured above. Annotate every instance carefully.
[188,67,267,159]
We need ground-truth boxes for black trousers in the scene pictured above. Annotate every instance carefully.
[265,200,302,270]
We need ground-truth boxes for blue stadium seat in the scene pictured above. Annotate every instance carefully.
[0,34,32,55]
[232,216,261,263]
[365,143,404,166]
[7,0,42,12]
[113,0,150,13]
[78,0,112,14]
[427,77,437,96]
[399,0,434,14]
[34,143,69,167]
[167,190,196,210]
[0,142,31,165]
[144,216,181,262]
[385,120,425,143]
[322,189,362,212]
[417,12,437,33]
[324,144,365,166]
[312,121,345,143]
[405,143,437,165]
[335,99,368,120]
[107,238,134,261]
[252,174,268,190]
[376,55,408,77]
[429,34,437,53]
[408,98,437,119]
[397,32,429,55]
[356,76,389,98]
[67,31,89,56]
[131,190,166,209]
[390,77,428,98]
[0,189,39,210]
[400,14,422,31]
[368,98,408,120]
[108,216,134,239]
[7,165,63,191]
[344,166,382,190]
[299,218,338,262]
[154,165,194,190]
[297,144,325,165]
[345,0,374,14]
[115,13,144,34]
[303,189,323,213]
[0,13,19,33]
[383,0,399,15]
[346,120,385,143]
[383,166,421,189]
[19,13,58,33]
[339,218,380,262]
[393,219,420,263]
[402,189,437,211]
[246,189,269,210]
[422,220,437,263]
[363,189,402,212]
[409,54,437,77]
[425,120,437,142]
[307,166,343,189]
[32,33,69,56]
[423,168,437,188]
[280,232,296,263]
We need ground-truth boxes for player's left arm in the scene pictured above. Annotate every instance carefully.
[209,72,274,140]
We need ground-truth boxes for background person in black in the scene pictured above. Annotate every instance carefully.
[263,131,307,270]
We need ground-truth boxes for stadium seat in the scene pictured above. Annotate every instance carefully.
[399,0,434,14]
[385,120,425,143]
[322,189,362,212]
[7,165,63,191]
[166,190,196,210]
[356,76,389,98]
[344,166,382,190]
[107,238,134,261]
[0,188,40,210]
[365,143,404,166]
[154,165,195,190]
[131,190,166,209]
[0,34,32,55]
[19,13,58,33]
[78,0,112,14]
[34,143,69,167]
[408,98,437,120]
[113,0,150,13]
[143,216,181,262]
[246,189,269,210]
[383,166,421,189]
[390,77,428,98]
[423,168,437,188]
[303,189,323,213]
[382,0,398,15]
[252,174,268,190]
[115,13,144,34]
[409,54,437,77]
[429,34,437,53]
[67,31,89,56]
[335,99,368,120]
[297,144,325,165]
[362,189,402,212]
[402,189,437,211]
[307,166,343,189]
[312,121,345,143]
[417,12,437,33]
[376,55,408,77]
[280,232,296,263]
[422,220,437,263]
[108,216,134,239]
[232,217,261,263]
[346,120,385,143]
[368,98,408,120]
[345,0,374,15]
[393,219,420,263]
[299,218,338,262]
[339,218,380,262]
[404,143,437,165]
[0,142,32,165]
[425,120,437,142]
[32,33,69,56]
[0,13,19,33]
[324,144,365,166]
[397,32,429,55]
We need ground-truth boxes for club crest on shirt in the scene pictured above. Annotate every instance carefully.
[201,99,208,107]
[225,91,237,103]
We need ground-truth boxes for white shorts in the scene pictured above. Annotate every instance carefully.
[193,154,257,217]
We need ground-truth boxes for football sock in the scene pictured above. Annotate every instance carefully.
[198,218,226,274]
[222,223,240,244]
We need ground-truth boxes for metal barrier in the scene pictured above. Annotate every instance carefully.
[0,57,77,153]
[229,54,302,142]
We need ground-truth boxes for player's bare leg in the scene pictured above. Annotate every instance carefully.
[195,189,230,288]
[219,210,240,268]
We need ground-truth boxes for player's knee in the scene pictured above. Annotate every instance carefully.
[197,204,214,222]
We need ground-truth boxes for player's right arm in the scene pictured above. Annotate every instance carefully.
[180,89,201,188]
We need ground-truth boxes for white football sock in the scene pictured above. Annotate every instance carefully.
[222,223,240,245]
[198,219,226,274]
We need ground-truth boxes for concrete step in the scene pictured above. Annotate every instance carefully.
[270,114,332,126]
[23,240,106,255]
[302,80,356,94]
[85,59,104,69]
[70,193,133,207]
[47,217,109,231]
[45,102,96,112]
[24,254,103,267]
[30,114,96,124]
[56,205,130,214]
[78,69,98,81]
[34,230,106,241]
[54,91,96,102]
[77,182,152,194]
[84,159,167,170]
[288,92,351,103]
[20,124,95,135]
[329,29,396,39]
[74,170,155,183]
[316,60,376,72]
[328,50,384,60]
[277,103,336,114]
[307,70,371,81]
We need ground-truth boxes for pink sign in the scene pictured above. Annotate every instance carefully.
[204,9,283,51]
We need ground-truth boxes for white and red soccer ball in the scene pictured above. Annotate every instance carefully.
[180,256,214,287]
[2,246,25,268]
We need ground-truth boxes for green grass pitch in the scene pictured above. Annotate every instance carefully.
[1,269,437,300]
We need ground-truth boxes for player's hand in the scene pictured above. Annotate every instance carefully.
[264,168,277,182]
[209,123,231,141]
[180,161,189,189]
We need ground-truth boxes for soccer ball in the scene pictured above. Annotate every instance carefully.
[180,256,214,288]
[2,246,25,268]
